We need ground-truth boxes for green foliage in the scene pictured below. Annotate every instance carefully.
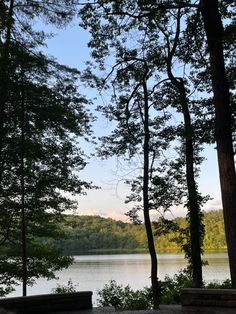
[162,207,206,270]
[0,275,16,297]
[154,210,227,253]
[0,0,93,295]
[160,267,193,304]
[160,269,231,305]
[55,210,226,254]
[56,215,145,254]
[51,279,79,294]
[203,210,227,250]
[98,274,232,309]
[205,279,231,289]
[97,280,152,311]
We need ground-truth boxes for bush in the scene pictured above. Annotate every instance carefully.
[205,278,231,289]
[160,267,193,304]
[159,267,231,304]
[97,272,232,310]
[97,280,152,311]
[51,279,79,294]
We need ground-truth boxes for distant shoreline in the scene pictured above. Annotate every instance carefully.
[69,248,228,255]
[56,210,227,255]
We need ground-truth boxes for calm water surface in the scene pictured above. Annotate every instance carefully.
[9,253,229,305]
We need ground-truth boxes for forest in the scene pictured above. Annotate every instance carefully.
[0,0,235,308]
[56,210,227,254]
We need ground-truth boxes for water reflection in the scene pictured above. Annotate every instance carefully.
[9,253,230,305]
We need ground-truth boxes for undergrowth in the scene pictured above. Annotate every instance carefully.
[97,268,231,310]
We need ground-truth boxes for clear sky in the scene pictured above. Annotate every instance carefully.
[41,21,223,221]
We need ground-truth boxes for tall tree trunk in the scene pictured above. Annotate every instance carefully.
[20,69,27,296]
[178,81,203,288]
[164,11,203,285]
[142,79,160,308]
[0,0,14,186]
[200,0,236,287]
[168,74,203,287]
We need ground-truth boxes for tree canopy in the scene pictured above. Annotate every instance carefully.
[0,0,93,296]
[54,210,227,254]
[0,0,235,298]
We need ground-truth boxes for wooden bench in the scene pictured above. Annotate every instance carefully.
[181,288,236,313]
[0,291,93,314]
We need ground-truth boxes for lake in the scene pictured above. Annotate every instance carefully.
[9,253,230,305]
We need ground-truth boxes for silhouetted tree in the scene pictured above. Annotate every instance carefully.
[0,0,93,296]
[79,0,209,288]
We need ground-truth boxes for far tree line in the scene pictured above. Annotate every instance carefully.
[54,210,227,254]
[0,0,235,308]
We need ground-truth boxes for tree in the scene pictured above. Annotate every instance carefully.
[79,0,208,288]
[82,45,186,305]
[79,0,236,287]
[0,0,14,189]
[156,9,204,287]
[0,1,93,296]
[199,0,236,287]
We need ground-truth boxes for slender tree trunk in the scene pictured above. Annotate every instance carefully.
[200,0,236,287]
[169,76,203,287]
[178,81,203,288]
[157,8,203,286]
[0,0,14,185]
[166,38,203,286]
[20,69,27,296]
[142,79,159,308]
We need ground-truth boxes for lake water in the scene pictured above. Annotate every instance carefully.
[9,253,230,305]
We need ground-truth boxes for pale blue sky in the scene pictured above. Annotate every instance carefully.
[42,22,223,221]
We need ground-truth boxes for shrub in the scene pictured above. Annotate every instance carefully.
[97,280,152,310]
[159,267,231,304]
[160,267,193,304]
[51,279,78,294]
[205,278,231,289]
[97,271,231,309]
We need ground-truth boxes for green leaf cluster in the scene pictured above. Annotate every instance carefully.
[51,279,79,294]
[98,272,231,308]
[97,280,153,311]
[55,210,226,254]
[0,0,93,295]
[55,215,145,254]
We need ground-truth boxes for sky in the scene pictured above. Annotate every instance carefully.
[40,21,223,221]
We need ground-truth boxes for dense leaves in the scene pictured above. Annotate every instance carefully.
[0,0,93,296]
[97,280,153,311]
[55,210,227,254]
